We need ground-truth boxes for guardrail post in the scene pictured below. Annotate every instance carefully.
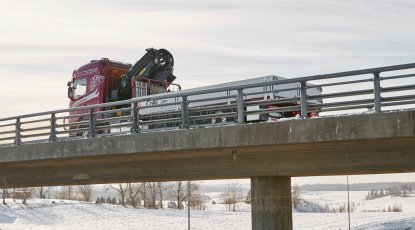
[88,108,96,137]
[300,81,308,118]
[131,102,140,133]
[373,72,382,113]
[237,89,245,124]
[49,113,57,141]
[14,118,22,145]
[181,96,189,129]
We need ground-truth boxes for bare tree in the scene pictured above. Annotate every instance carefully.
[292,184,301,209]
[170,181,200,210]
[67,186,73,200]
[389,186,402,197]
[108,184,128,207]
[157,182,166,209]
[222,183,242,212]
[58,186,75,200]
[78,185,93,202]
[21,188,31,204]
[245,189,251,204]
[170,181,185,209]
[188,189,206,210]
[143,183,147,208]
[37,187,50,199]
[2,188,8,205]
[127,183,143,208]
[146,182,158,208]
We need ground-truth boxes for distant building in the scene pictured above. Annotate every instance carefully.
[11,191,31,200]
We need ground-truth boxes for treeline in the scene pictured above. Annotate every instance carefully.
[103,181,206,210]
[301,182,415,191]
[1,181,207,211]
[2,185,93,205]
[365,183,413,200]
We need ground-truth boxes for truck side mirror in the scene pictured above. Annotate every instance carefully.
[67,81,74,99]
[68,87,74,99]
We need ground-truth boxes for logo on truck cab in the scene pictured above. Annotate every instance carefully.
[90,75,104,92]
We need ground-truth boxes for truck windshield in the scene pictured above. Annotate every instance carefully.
[74,78,87,98]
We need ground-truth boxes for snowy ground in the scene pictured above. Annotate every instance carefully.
[302,191,415,213]
[1,191,415,230]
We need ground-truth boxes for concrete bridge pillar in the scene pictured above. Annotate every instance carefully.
[251,176,293,230]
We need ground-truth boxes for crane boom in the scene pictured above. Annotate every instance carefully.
[118,48,175,100]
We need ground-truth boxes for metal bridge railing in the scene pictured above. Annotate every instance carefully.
[1,63,415,146]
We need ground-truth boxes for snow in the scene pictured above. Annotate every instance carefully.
[0,199,249,230]
[302,191,415,213]
[1,191,415,230]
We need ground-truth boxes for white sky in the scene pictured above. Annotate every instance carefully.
[0,0,414,184]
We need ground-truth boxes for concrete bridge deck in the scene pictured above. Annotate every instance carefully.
[1,110,414,188]
[1,110,415,229]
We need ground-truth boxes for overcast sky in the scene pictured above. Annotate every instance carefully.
[0,0,414,184]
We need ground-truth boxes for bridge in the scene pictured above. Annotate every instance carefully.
[1,63,415,229]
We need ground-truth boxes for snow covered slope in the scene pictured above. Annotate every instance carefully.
[1,195,415,230]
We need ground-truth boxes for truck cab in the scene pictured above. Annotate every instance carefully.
[67,55,180,135]
[67,58,131,109]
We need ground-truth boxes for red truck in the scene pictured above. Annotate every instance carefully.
[67,48,320,135]
[67,48,181,134]
[67,48,179,108]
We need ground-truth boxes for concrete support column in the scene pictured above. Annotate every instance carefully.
[251,176,292,230]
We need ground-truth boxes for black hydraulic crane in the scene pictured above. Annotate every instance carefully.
[117,48,176,100]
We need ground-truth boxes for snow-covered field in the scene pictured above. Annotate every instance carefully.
[302,191,415,212]
[1,191,415,230]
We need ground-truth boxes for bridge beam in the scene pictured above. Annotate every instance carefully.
[1,111,415,188]
[251,176,293,230]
